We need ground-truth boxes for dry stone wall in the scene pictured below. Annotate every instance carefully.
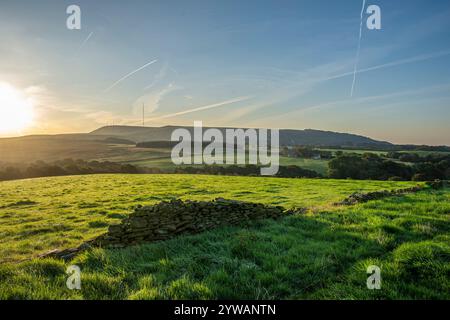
[94,198,294,247]
[334,182,446,206]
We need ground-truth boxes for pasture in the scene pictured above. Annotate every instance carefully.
[0,174,448,299]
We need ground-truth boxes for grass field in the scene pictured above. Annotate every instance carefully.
[121,153,330,175]
[317,148,388,156]
[0,174,448,299]
[0,137,331,175]
[0,174,418,263]
[317,147,450,157]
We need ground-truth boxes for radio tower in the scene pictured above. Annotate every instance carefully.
[142,103,145,127]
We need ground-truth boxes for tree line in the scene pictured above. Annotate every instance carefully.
[1,152,448,182]
[174,165,321,178]
[280,146,333,159]
[0,159,151,181]
[0,159,320,182]
[328,153,450,181]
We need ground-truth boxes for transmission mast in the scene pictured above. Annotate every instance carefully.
[142,103,145,127]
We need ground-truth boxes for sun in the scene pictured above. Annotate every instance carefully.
[0,82,34,135]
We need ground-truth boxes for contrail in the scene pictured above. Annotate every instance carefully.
[104,59,158,92]
[149,96,251,120]
[353,50,450,75]
[326,49,450,82]
[300,82,450,114]
[350,0,366,97]
[71,31,94,58]
[79,31,94,51]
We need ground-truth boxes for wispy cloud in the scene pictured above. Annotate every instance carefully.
[104,59,158,92]
[134,83,180,115]
[144,63,169,90]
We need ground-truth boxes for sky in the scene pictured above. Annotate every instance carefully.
[0,0,450,145]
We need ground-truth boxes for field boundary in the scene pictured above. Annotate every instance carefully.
[335,180,447,206]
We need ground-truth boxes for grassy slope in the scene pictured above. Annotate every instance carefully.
[317,148,388,156]
[2,137,447,175]
[0,137,330,175]
[122,154,330,175]
[317,148,450,157]
[0,174,448,300]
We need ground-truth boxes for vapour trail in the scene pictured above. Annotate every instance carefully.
[79,31,94,51]
[148,96,252,120]
[104,59,158,92]
[350,0,366,97]
[326,49,450,82]
[70,31,94,58]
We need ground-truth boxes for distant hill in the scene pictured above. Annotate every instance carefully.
[90,125,392,147]
[90,126,176,143]
[3,125,449,164]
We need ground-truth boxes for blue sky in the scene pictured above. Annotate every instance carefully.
[1,0,450,144]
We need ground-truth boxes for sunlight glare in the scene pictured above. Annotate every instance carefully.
[0,82,34,135]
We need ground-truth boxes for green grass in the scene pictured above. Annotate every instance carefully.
[316,148,388,156]
[0,174,417,263]
[0,186,448,299]
[124,154,329,175]
[279,156,329,175]
[0,174,447,300]
[317,148,450,157]
[397,150,450,156]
